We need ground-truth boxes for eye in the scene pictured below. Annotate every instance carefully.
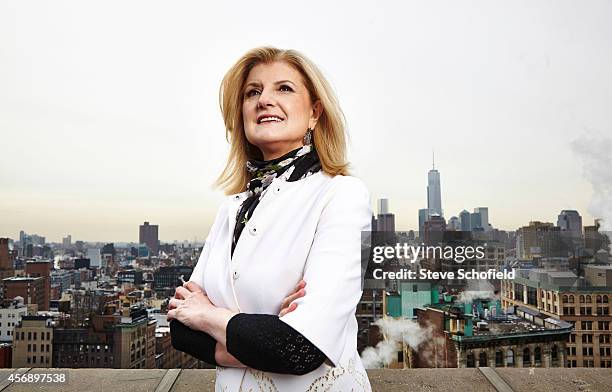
[279,84,294,92]
[245,89,260,98]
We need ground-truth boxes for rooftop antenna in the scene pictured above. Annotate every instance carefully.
[432,150,435,170]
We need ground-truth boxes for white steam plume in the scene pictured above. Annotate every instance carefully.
[571,134,612,230]
[360,317,432,369]
[457,279,496,304]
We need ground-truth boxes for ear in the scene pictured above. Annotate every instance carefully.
[309,100,323,128]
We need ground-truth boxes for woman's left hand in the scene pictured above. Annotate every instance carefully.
[167,283,215,332]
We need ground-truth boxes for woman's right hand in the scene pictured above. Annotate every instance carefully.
[279,279,306,317]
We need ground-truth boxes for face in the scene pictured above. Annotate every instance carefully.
[242,61,322,160]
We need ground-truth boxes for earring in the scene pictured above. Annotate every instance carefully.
[303,128,313,145]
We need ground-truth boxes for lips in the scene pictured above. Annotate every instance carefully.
[257,115,285,124]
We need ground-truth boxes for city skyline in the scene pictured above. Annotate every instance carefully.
[2,1,611,241]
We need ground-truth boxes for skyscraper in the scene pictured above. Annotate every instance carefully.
[139,221,159,256]
[418,208,430,236]
[474,207,490,231]
[459,210,471,231]
[557,210,582,238]
[470,212,482,231]
[376,198,395,232]
[87,248,101,268]
[427,154,442,217]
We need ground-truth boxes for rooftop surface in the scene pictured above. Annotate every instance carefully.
[476,317,547,335]
[0,368,611,392]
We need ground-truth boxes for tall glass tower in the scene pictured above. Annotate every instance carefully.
[427,153,443,217]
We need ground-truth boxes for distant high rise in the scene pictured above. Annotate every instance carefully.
[459,210,471,231]
[62,235,71,248]
[0,238,11,270]
[377,199,389,215]
[470,212,482,231]
[447,216,460,231]
[474,207,490,231]
[418,208,430,236]
[557,210,582,238]
[25,261,51,311]
[427,155,443,217]
[376,199,395,232]
[139,222,159,256]
[87,248,101,268]
[423,215,446,245]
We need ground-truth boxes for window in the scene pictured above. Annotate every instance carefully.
[582,321,593,330]
[534,347,542,367]
[479,352,488,367]
[569,295,575,303]
[580,295,585,303]
[523,348,531,367]
[27,344,31,352]
[506,349,514,367]
[586,295,592,303]
[495,350,504,367]
[597,295,603,303]
[599,321,610,331]
[600,334,611,344]
[467,353,475,368]
[583,347,593,356]
[597,307,609,315]
[583,334,593,343]
[600,347,611,357]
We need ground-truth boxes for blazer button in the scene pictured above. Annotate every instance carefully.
[233,271,240,280]
[248,225,258,235]
[273,185,281,194]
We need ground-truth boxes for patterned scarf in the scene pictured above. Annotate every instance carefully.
[232,144,321,257]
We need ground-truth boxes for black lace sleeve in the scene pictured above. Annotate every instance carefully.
[226,313,327,375]
[169,319,217,366]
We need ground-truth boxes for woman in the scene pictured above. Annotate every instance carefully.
[168,47,372,391]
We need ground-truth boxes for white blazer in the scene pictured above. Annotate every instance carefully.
[190,170,373,392]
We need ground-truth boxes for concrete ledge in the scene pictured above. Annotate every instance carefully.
[0,368,610,391]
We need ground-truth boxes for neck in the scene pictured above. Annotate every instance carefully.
[260,142,304,161]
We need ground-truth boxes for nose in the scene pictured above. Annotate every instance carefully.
[257,89,275,109]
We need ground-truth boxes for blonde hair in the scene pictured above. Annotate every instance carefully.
[215,46,349,194]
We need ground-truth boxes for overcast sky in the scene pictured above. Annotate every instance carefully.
[1,1,611,243]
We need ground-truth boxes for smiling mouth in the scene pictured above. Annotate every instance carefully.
[257,116,284,124]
